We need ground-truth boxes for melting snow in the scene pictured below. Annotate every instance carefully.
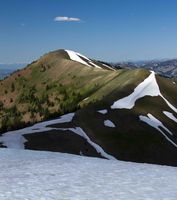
[76,52,91,61]
[163,111,177,123]
[161,96,177,113]
[65,50,91,66]
[88,61,102,69]
[69,127,115,160]
[75,52,101,68]
[0,113,114,160]
[65,50,101,69]
[0,113,75,149]
[65,50,117,70]
[1,148,177,200]
[104,120,116,128]
[139,113,177,147]
[97,109,108,114]
[111,71,177,113]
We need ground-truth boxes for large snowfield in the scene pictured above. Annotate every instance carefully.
[0,149,177,200]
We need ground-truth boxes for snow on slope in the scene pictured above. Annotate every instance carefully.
[97,109,108,114]
[1,148,177,200]
[65,50,102,69]
[139,113,177,148]
[70,127,115,160]
[0,113,114,160]
[111,71,177,113]
[0,113,75,149]
[163,111,177,123]
[104,120,116,128]
[65,50,91,67]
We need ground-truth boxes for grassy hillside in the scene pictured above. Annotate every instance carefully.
[0,49,176,133]
[0,50,124,131]
[0,49,177,166]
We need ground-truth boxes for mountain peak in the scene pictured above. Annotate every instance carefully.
[64,49,116,71]
[43,49,116,71]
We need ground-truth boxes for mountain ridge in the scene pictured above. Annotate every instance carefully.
[0,49,177,166]
[114,58,177,78]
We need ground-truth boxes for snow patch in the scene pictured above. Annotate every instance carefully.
[111,71,160,109]
[65,50,101,69]
[163,111,177,123]
[74,52,101,68]
[111,71,177,113]
[161,96,177,113]
[97,109,108,114]
[0,113,114,160]
[88,61,102,69]
[0,113,75,149]
[104,120,116,128]
[69,127,116,160]
[65,50,116,70]
[65,50,91,67]
[139,113,177,147]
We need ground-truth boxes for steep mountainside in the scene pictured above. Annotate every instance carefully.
[0,49,177,166]
[0,49,116,131]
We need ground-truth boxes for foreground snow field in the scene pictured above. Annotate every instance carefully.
[0,149,177,200]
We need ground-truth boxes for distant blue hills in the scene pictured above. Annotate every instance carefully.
[0,63,26,79]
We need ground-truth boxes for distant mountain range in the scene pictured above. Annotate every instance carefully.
[0,50,176,166]
[113,59,177,78]
[0,63,26,69]
[0,63,26,80]
[0,69,14,80]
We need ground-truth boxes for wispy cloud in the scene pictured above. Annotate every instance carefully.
[54,16,81,22]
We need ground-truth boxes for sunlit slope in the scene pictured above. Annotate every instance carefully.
[0,49,119,131]
[74,71,177,165]
[0,49,152,131]
[0,49,177,166]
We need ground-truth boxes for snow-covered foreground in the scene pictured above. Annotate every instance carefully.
[0,149,177,200]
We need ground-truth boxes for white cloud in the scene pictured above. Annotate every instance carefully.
[54,16,81,22]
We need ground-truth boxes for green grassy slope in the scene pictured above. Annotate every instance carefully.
[0,49,177,166]
[0,50,123,131]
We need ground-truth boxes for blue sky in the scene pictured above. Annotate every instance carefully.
[1,0,177,63]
